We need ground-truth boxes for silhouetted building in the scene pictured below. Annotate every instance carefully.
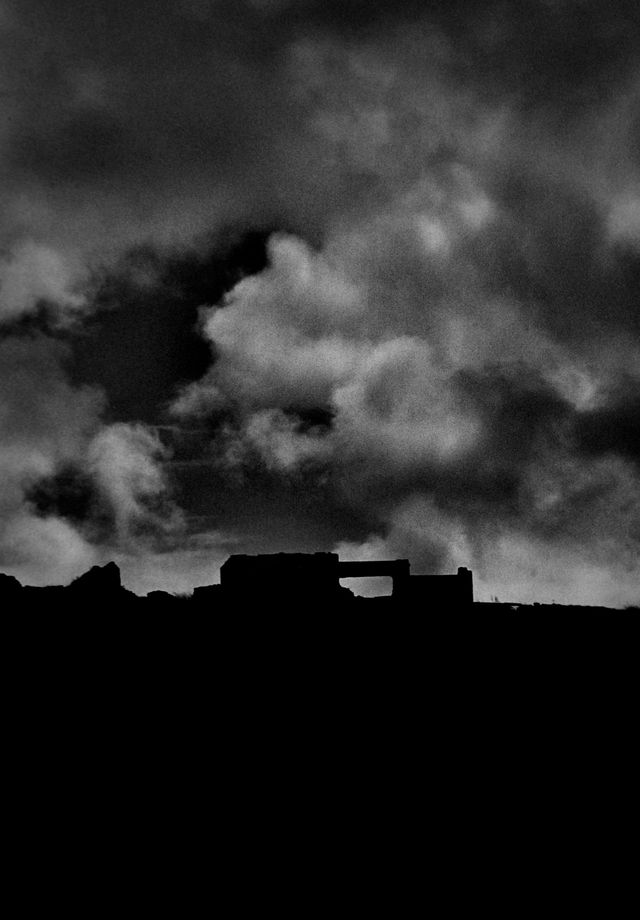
[220,552,345,600]
[219,552,473,607]
[395,567,474,606]
[338,558,411,596]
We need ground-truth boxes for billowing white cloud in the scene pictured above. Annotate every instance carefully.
[0,337,182,585]
[0,337,103,584]
[171,174,640,603]
[174,234,366,413]
[88,423,184,543]
[1,512,98,588]
[332,336,479,467]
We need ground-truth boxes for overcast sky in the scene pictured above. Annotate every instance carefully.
[1,0,639,604]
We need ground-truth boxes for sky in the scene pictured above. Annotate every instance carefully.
[1,0,639,604]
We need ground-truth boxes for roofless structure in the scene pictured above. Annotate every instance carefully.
[219,552,473,605]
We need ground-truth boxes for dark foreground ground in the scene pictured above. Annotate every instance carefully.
[3,562,638,698]
[3,563,637,688]
[3,562,637,905]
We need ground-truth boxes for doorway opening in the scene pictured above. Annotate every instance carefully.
[339,576,393,598]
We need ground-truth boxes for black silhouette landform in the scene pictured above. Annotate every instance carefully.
[1,552,637,615]
[5,552,637,775]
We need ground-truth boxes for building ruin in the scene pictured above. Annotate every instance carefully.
[218,552,473,606]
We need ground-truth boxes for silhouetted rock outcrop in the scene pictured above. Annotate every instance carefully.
[146,590,184,608]
[68,561,122,594]
[0,573,22,596]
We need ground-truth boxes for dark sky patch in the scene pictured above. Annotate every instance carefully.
[25,464,108,531]
[457,365,573,465]
[13,109,135,185]
[67,229,272,423]
[577,390,640,466]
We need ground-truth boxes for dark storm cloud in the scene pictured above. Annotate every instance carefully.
[3,0,636,254]
[14,109,138,185]
[438,1,640,114]
[260,364,577,533]
[479,174,640,347]
[261,0,640,116]
[372,365,574,500]
[1,0,348,252]
[577,384,640,466]
[2,1,638,287]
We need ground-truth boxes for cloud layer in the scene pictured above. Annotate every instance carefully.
[1,1,639,602]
